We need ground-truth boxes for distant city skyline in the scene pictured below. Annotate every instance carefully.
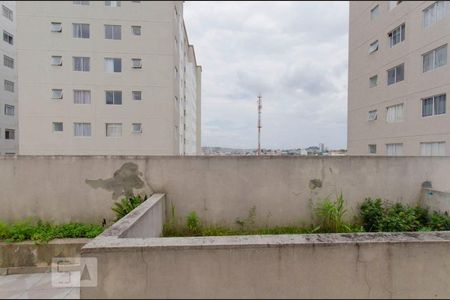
[184,1,349,150]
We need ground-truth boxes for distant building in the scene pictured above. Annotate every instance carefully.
[17,1,201,155]
[348,1,450,156]
[0,1,17,155]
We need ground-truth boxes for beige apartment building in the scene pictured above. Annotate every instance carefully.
[348,1,450,156]
[0,1,17,155]
[17,1,201,155]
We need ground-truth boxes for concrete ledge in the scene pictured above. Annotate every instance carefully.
[0,238,90,272]
[81,230,450,299]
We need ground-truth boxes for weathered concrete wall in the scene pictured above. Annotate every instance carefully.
[116,194,165,239]
[1,156,450,226]
[0,239,89,275]
[81,232,450,299]
[420,188,450,214]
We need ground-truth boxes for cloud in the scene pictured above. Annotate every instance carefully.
[184,1,349,149]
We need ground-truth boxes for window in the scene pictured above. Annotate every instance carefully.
[73,57,90,72]
[74,123,91,137]
[104,58,122,73]
[51,22,62,32]
[2,5,13,21]
[3,55,13,69]
[53,122,63,132]
[131,26,141,36]
[105,25,121,40]
[132,91,142,101]
[387,64,404,85]
[105,91,122,105]
[3,31,13,45]
[369,75,378,88]
[4,104,14,116]
[423,45,447,72]
[51,56,63,66]
[4,80,14,92]
[423,1,450,28]
[73,23,89,39]
[370,5,380,20]
[421,142,445,156]
[422,94,446,117]
[52,89,63,99]
[74,90,91,104]
[388,23,405,48]
[106,123,122,137]
[368,144,377,154]
[73,1,90,5]
[5,129,14,140]
[132,123,142,133]
[386,143,403,156]
[389,1,402,10]
[386,103,404,122]
[368,110,378,121]
[132,58,142,69]
[105,1,121,7]
[369,40,379,54]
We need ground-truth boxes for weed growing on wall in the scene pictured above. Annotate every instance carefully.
[112,194,147,221]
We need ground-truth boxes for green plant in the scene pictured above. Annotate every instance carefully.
[112,194,146,221]
[360,198,383,232]
[429,212,450,231]
[315,193,352,233]
[0,219,104,243]
[186,211,201,235]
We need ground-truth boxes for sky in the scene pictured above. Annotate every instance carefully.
[184,1,349,150]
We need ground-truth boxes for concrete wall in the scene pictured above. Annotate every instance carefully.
[420,187,450,214]
[0,238,89,275]
[1,156,450,226]
[81,232,450,299]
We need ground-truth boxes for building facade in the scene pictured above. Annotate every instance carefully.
[348,1,450,156]
[17,1,201,155]
[0,1,17,155]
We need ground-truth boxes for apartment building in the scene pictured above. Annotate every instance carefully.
[348,1,450,156]
[17,1,201,155]
[0,1,17,155]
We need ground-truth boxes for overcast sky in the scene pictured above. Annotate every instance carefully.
[184,1,349,150]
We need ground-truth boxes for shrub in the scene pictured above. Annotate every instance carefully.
[360,198,383,232]
[429,212,450,231]
[112,194,147,221]
[0,219,104,243]
[315,193,352,233]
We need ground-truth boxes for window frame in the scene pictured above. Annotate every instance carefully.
[3,55,14,69]
[3,30,13,45]
[422,44,448,73]
[421,94,446,118]
[368,40,379,54]
[72,23,90,39]
[388,23,405,48]
[73,56,90,72]
[74,122,92,137]
[2,5,13,21]
[53,122,64,133]
[106,123,123,137]
[4,104,14,116]
[104,57,122,73]
[387,63,404,85]
[104,24,122,40]
[105,90,122,105]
